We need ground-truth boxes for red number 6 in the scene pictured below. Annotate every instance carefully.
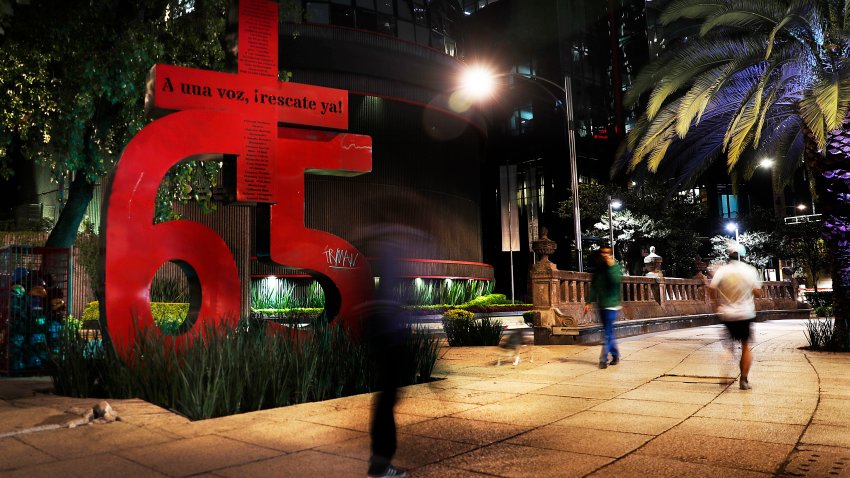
[102,110,242,359]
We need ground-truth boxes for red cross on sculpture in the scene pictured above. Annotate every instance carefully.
[101,0,374,359]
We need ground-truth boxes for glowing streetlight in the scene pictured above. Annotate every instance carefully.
[608,197,622,251]
[726,221,739,242]
[759,158,774,168]
[459,64,584,271]
[459,65,497,100]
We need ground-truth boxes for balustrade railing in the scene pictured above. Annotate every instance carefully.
[530,267,799,329]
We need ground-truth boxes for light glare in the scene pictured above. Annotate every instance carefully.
[460,65,496,100]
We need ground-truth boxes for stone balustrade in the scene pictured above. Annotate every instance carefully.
[529,263,804,344]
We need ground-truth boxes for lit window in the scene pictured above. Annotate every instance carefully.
[509,106,533,135]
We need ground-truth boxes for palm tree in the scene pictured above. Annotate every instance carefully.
[618,0,850,348]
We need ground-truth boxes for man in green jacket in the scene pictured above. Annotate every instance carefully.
[584,246,623,369]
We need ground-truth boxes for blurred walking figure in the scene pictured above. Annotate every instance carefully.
[357,194,435,478]
[584,246,622,369]
[709,242,762,390]
[497,329,524,366]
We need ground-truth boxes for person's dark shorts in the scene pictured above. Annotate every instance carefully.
[723,319,754,342]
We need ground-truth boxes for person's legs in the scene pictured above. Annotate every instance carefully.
[369,386,397,473]
[599,310,610,367]
[608,310,620,364]
[599,309,618,367]
[740,339,752,377]
[368,314,405,476]
[726,320,754,390]
[739,321,753,389]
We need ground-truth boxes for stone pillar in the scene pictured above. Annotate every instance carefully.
[530,228,558,328]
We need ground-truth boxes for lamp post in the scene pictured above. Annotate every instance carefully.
[608,196,622,251]
[726,221,739,242]
[459,66,583,271]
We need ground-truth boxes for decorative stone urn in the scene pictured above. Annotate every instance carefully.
[643,246,663,277]
[531,227,557,272]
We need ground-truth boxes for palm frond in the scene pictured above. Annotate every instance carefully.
[630,99,684,170]
[676,64,735,136]
[700,3,788,37]
[644,37,771,120]
[705,65,766,166]
[766,15,795,58]
[815,76,843,131]
[621,0,835,191]
[660,0,726,25]
[841,0,850,30]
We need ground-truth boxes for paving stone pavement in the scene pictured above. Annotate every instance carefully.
[1,319,848,477]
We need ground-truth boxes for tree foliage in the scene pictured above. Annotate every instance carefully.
[619,0,850,345]
[558,180,707,277]
[779,220,830,291]
[0,0,232,246]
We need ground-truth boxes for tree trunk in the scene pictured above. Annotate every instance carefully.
[806,120,850,349]
[44,173,94,248]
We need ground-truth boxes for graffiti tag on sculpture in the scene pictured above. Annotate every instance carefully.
[324,247,360,270]
[101,0,373,359]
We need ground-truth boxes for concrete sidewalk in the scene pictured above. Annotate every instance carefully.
[1,319,848,477]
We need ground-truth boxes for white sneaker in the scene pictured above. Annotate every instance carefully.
[368,464,407,478]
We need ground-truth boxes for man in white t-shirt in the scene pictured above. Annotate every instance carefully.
[709,242,762,390]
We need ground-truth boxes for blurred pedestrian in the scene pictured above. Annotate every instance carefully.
[584,245,622,369]
[709,241,762,390]
[357,194,435,478]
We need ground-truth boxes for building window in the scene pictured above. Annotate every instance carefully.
[512,59,536,77]
[717,185,738,218]
[443,37,457,56]
[412,4,427,26]
[464,0,500,13]
[509,105,533,136]
[305,2,331,23]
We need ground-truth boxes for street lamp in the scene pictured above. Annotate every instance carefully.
[725,221,739,242]
[608,196,622,251]
[459,65,584,271]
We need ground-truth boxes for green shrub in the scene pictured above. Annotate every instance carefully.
[465,293,509,307]
[50,316,440,420]
[83,301,189,332]
[150,276,188,303]
[805,318,835,350]
[522,311,537,327]
[814,306,834,318]
[472,316,506,346]
[804,291,834,308]
[441,309,503,346]
[443,309,475,321]
[395,279,494,306]
[442,309,473,346]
